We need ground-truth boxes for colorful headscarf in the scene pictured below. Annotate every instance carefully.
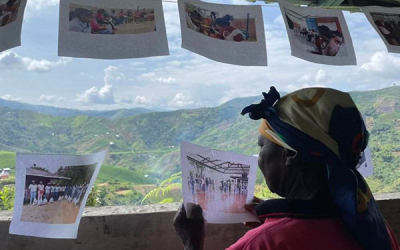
[241,86,391,250]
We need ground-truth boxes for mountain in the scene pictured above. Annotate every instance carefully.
[0,98,153,119]
[0,87,399,193]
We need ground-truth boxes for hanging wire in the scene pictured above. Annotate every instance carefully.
[161,0,281,7]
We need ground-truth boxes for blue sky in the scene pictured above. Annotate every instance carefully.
[0,0,399,110]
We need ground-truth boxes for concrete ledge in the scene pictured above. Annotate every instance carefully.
[1,194,400,250]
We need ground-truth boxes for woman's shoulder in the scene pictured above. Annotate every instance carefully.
[227,217,363,250]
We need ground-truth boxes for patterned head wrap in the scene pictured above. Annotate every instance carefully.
[241,86,391,250]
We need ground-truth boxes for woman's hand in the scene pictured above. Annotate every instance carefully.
[243,197,264,228]
[173,203,205,250]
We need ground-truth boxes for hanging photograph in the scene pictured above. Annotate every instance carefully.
[180,141,259,224]
[279,0,356,65]
[0,0,28,52]
[9,150,108,239]
[178,0,267,66]
[58,0,169,59]
[362,7,400,54]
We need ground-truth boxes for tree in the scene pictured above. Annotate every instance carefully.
[0,186,15,211]
[141,172,182,204]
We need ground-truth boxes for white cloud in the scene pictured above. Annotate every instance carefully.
[75,67,117,105]
[104,65,126,83]
[361,52,400,73]
[297,70,331,83]
[286,83,327,92]
[154,77,177,83]
[1,94,21,101]
[39,95,66,103]
[298,74,313,83]
[26,0,59,11]
[314,70,331,83]
[134,96,152,105]
[0,51,71,73]
[140,72,156,78]
[118,97,133,104]
[76,84,115,105]
[168,93,194,107]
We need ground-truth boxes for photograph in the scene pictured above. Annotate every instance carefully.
[59,0,169,60]
[69,3,155,35]
[10,150,107,239]
[21,163,96,224]
[370,12,400,46]
[279,0,356,65]
[186,153,250,213]
[181,141,259,224]
[178,0,267,66]
[0,0,21,28]
[283,7,347,57]
[184,2,257,42]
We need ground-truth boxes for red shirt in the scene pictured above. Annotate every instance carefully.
[227,217,399,250]
[90,19,102,32]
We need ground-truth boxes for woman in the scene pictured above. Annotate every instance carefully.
[173,87,399,250]
[214,15,247,42]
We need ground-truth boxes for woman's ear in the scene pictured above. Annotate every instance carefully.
[283,148,303,167]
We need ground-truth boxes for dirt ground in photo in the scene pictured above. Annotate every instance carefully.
[194,191,247,213]
[20,200,80,224]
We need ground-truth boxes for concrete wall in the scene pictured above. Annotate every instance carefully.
[1,195,400,250]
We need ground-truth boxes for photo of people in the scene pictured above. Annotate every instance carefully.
[181,142,258,224]
[371,12,400,46]
[20,163,96,224]
[283,8,347,57]
[187,154,249,213]
[184,2,257,42]
[0,0,21,27]
[69,3,155,35]
[279,0,356,65]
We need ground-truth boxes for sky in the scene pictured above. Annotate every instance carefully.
[0,0,399,111]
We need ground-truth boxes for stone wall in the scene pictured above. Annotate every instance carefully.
[1,195,400,250]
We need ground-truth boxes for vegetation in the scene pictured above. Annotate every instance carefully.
[0,87,399,210]
[0,186,15,210]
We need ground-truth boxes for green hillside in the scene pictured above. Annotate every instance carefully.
[0,86,399,207]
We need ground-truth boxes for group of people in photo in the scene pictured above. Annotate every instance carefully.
[188,171,248,196]
[186,4,250,42]
[26,180,88,207]
[69,6,154,34]
[373,15,400,46]
[0,0,20,27]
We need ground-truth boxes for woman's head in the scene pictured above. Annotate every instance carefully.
[257,135,329,200]
[318,25,334,41]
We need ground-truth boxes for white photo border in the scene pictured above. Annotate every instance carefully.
[9,150,108,239]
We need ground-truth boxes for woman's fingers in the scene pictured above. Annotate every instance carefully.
[244,203,257,213]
